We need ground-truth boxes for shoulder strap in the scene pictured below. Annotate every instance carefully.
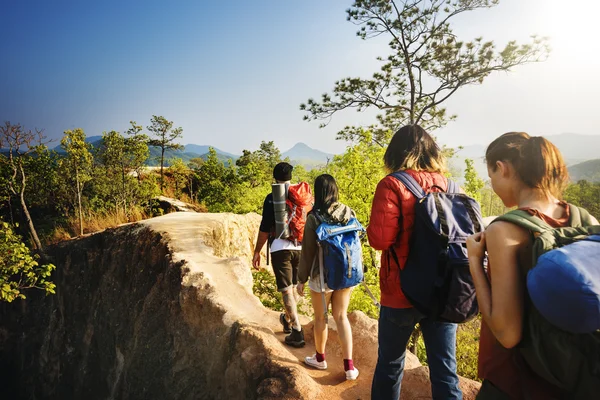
[389,171,426,199]
[493,210,553,234]
[569,204,594,227]
[447,179,459,194]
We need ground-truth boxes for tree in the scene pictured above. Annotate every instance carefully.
[301,0,549,145]
[61,129,93,236]
[196,148,228,209]
[235,141,282,189]
[166,158,191,198]
[125,121,150,182]
[326,131,385,319]
[0,219,55,302]
[0,122,51,250]
[147,115,183,191]
[463,158,484,202]
[98,128,149,215]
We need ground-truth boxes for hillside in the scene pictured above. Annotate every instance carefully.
[446,133,600,181]
[568,159,600,182]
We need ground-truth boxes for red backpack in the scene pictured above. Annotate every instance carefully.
[284,182,313,244]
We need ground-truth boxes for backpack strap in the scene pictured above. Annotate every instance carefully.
[389,171,426,199]
[569,204,595,227]
[447,179,460,194]
[493,210,553,234]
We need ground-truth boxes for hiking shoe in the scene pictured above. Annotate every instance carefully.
[280,313,292,334]
[284,328,305,348]
[304,354,327,370]
[345,367,359,381]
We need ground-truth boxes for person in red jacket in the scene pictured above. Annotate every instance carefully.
[368,125,462,400]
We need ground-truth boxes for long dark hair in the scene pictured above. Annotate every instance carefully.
[486,132,568,198]
[313,174,339,213]
[384,125,446,173]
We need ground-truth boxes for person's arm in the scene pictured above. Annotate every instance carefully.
[367,177,401,250]
[467,222,528,348]
[298,215,318,285]
[253,196,273,269]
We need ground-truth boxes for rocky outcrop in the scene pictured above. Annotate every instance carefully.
[0,211,480,400]
[0,212,313,400]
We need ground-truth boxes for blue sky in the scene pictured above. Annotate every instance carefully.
[1,0,599,155]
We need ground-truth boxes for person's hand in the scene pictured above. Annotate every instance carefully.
[466,232,486,262]
[297,282,305,297]
[252,252,261,270]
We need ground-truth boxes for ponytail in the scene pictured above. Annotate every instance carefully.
[485,132,568,198]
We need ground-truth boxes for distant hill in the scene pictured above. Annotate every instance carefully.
[183,144,239,160]
[568,159,600,183]
[282,143,334,168]
[147,146,236,166]
[447,133,600,181]
[49,137,237,166]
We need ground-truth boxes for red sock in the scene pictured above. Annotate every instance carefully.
[316,351,325,362]
[344,359,354,371]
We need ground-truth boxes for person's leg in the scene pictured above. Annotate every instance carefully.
[420,317,462,400]
[310,289,332,354]
[271,251,301,331]
[330,288,353,360]
[371,307,420,400]
[291,250,302,303]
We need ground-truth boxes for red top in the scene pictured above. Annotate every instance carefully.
[367,170,448,309]
[478,203,570,399]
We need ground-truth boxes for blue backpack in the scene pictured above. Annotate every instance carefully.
[390,171,484,323]
[314,212,365,292]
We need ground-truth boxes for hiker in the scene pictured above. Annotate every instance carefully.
[368,125,463,400]
[296,174,362,381]
[467,132,600,399]
[253,162,312,348]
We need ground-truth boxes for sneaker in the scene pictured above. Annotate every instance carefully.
[345,367,359,381]
[280,313,292,334]
[304,354,327,370]
[284,328,305,348]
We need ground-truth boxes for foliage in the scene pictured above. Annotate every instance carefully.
[0,220,55,302]
[252,269,284,312]
[564,180,600,220]
[147,115,183,191]
[60,129,93,236]
[301,0,548,145]
[463,158,485,202]
[0,122,51,250]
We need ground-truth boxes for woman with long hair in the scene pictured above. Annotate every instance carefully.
[368,125,462,399]
[297,174,360,380]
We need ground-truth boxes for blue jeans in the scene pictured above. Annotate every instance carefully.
[371,306,462,400]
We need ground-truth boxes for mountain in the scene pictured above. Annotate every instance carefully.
[146,146,236,166]
[52,135,103,152]
[448,133,600,181]
[184,144,238,160]
[282,143,335,168]
[568,159,600,183]
[48,137,237,166]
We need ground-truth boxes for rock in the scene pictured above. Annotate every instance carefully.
[0,213,315,400]
[0,212,480,400]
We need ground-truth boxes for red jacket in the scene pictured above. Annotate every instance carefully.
[367,170,449,309]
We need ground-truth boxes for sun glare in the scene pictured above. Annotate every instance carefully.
[538,0,600,64]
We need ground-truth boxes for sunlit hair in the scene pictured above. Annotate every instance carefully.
[485,132,568,198]
[313,174,339,214]
[384,125,447,173]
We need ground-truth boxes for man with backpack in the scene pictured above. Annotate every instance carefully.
[252,162,312,348]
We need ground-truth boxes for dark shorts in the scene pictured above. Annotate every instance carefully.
[270,250,301,291]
